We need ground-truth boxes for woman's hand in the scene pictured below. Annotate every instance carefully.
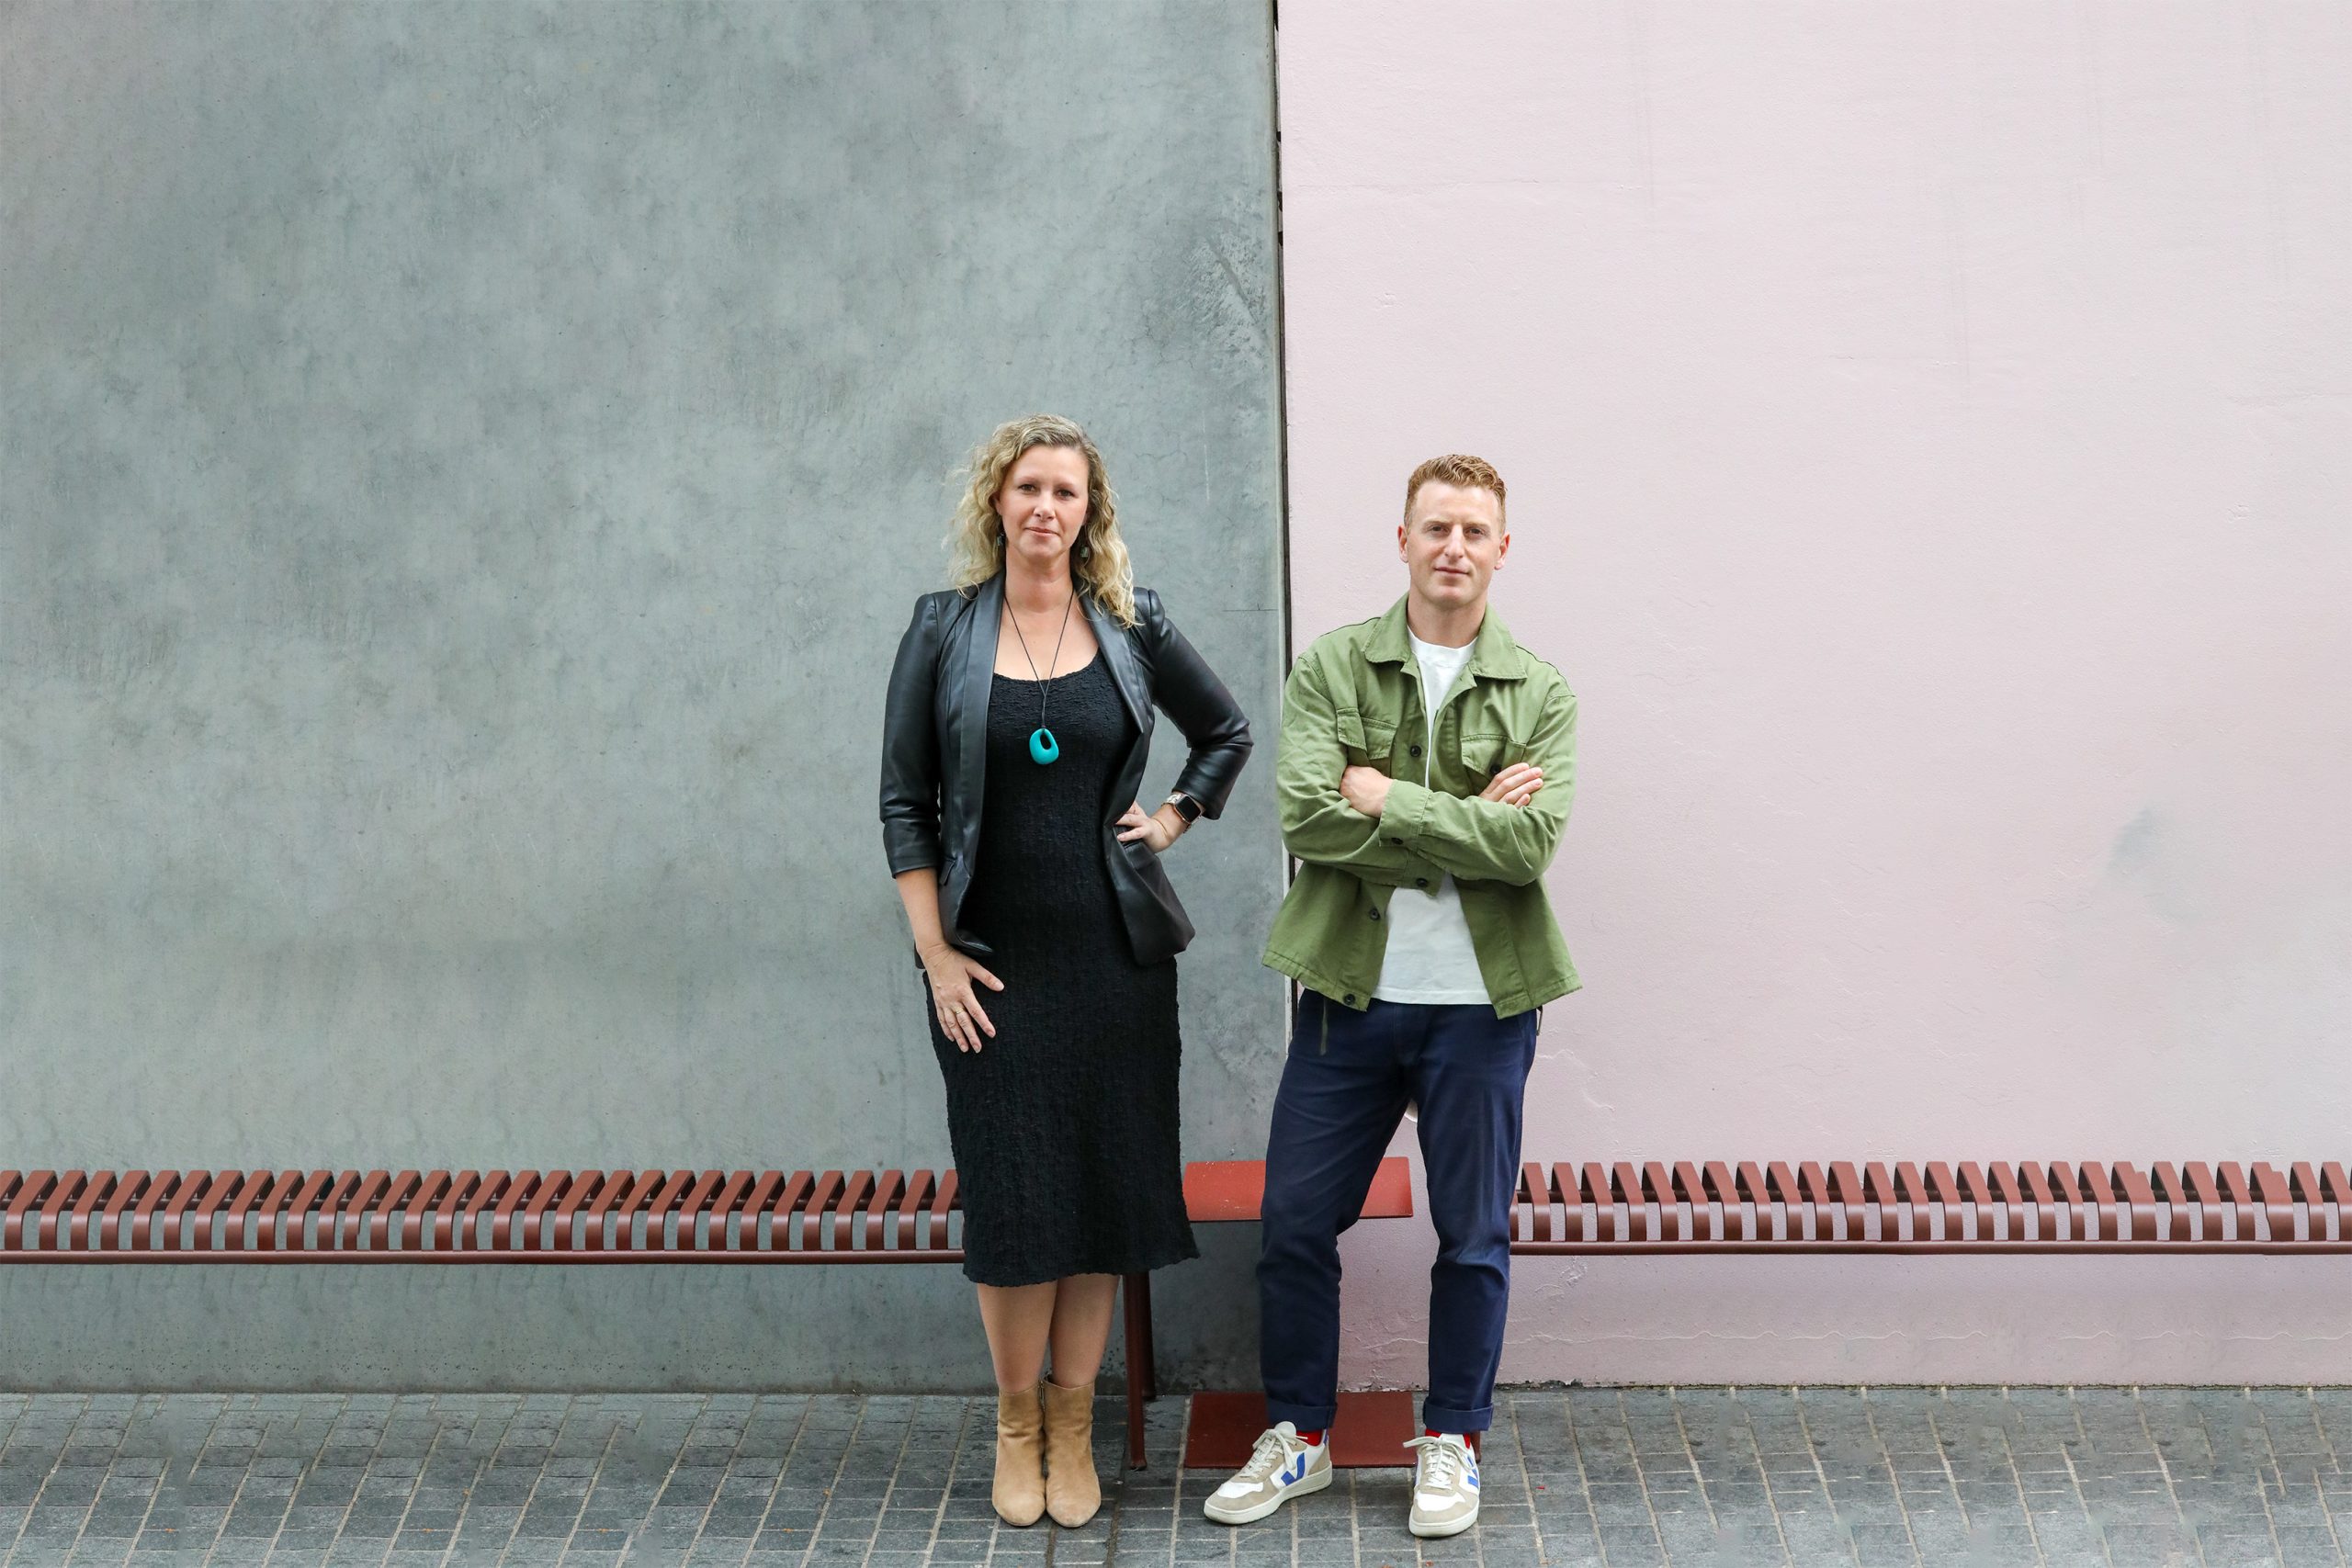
[1480,762,1544,807]
[922,943,1003,1053]
[1115,800,1184,853]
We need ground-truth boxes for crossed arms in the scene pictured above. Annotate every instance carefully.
[1273,654,1576,888]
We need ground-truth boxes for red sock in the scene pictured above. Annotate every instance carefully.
[1295,1427,1326,1446]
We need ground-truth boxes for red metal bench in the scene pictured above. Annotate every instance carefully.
[18,1156,2330,1473]
[1510,1158,2352,1252]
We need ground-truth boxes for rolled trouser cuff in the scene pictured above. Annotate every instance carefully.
[1419,1400,1494,1435]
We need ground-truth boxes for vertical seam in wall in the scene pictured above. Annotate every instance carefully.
[1268,0,1294,682]
[1267,0,1303,1032]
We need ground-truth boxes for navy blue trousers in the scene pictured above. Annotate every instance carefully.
[1257,990,1540,1435]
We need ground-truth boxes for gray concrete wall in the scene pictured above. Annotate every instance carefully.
[0,1,1287,1391]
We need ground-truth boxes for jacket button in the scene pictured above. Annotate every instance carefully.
[1368,908,1382,921]
[1386,836,1403,846]
[1416,877,1430,888]
[1342,994,1355,1005]
[1408,744,1422,758]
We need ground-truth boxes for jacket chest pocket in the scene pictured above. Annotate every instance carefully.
[1335,708,1398,770]
[1457,727,1510,790]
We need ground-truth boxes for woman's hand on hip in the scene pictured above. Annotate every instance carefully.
[1116,800,1182,853]
[922,945,1002,1053]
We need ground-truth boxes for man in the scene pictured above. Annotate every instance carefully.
[1205,454,1577,1539]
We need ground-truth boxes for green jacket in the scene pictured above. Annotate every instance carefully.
[1261,595,1579,1018]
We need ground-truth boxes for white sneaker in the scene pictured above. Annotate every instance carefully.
[1405,1432,1479,1538]
[1202,1421,1333,1525]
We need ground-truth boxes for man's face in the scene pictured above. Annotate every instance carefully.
[1398,480,1508,613]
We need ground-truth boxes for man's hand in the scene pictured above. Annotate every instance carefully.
[1346,761,1543,819]
[1480,762,1544,807]
[1340,764,1392,818]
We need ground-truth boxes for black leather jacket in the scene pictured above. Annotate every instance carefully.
[880,570,1252,965]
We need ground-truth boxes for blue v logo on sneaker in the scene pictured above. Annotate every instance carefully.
[1281,1453,1307,1485]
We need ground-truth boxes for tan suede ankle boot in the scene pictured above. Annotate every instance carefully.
[992,1382,1046,1527]
[1042,1376,1101,1528]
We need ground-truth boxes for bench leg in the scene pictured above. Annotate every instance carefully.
[1122,1270,1155,1470]
[1131,1270,1159,1402]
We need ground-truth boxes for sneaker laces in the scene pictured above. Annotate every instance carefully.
[1405,1434,1468,1492]
[1237,1424,1304,1483]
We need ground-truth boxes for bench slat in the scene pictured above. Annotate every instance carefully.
[33,1171,85,1251]
[64,1171,116,1250]
[2114,1163,2159,1243]
[98,1171,153,1250]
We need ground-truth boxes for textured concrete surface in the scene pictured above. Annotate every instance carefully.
[3,1387,2349,1566]
[0,2,1286,1387]
[1275,0,2352,1382]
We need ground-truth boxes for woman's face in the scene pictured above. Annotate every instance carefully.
[993,445,1091,573]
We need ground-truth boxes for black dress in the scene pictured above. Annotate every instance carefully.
[930,649,1199,1287]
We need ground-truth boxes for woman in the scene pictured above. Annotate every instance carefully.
[879,414,1251,1528]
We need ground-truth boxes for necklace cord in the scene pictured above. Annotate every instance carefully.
[1006,586,1077,734]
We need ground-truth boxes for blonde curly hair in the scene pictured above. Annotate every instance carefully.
[946,414,1138,627]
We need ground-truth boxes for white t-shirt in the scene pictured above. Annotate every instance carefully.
[1372,631,1491,1006]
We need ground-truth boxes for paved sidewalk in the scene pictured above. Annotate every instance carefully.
[1,1387,2346,1567]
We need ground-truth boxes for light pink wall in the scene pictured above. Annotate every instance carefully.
[1277,1,2350,1383]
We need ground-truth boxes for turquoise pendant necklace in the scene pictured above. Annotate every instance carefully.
[1005,586,1077,765]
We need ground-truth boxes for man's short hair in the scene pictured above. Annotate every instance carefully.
[1404,454,1507,525]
